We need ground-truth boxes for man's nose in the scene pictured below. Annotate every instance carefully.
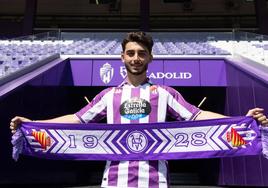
[133,53,140,61]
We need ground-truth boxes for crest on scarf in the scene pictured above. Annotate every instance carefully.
[32,131,51,150]
[126,131,148,153]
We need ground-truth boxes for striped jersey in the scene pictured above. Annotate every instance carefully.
[75,80,200,188]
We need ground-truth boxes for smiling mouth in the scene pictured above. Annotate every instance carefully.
[131,66,142,70]
[131,63,143,67]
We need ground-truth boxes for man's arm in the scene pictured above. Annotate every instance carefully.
[33,114,80,123]
[195,110,227,120]
[10,114,80,134]
[195,108,268,126]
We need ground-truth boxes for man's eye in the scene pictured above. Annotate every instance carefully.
[127,52,135,56]
[138,52,147,57]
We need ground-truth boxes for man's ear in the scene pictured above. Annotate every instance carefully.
[121,52,125,63]
[149,54,153,63]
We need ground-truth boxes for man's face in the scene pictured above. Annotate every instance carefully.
[121,42,152,76]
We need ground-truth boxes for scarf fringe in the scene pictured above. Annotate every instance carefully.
[11,129,24,161]
[261,127,268,159]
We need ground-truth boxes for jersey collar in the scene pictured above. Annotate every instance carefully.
[119,77,153,87]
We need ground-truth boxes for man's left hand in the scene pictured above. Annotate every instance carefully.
[246,108,268,127]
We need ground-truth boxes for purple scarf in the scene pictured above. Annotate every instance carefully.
[12,116,268,161]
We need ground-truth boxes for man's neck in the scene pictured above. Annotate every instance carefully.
[127,73,147,87]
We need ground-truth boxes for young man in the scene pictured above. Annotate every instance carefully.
[10,32,268,188]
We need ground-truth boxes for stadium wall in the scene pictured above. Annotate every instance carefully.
[219,60,268,186]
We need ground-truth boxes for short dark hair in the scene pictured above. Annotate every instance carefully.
[121,32,154,54]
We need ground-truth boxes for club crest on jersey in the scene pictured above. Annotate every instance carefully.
[114,88,122,94]
[120,97,151,120]
[126,131,148,153]
[100,63,114,84]
[150,85,158,94]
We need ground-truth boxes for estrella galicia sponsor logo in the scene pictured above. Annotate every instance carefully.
[120,98,151,120]
[100,63,114,84]
[126,131,148,153]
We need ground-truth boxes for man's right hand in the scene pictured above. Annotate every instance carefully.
[10,116,32,134]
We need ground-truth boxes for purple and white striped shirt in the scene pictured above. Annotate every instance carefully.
[75,80,200,188]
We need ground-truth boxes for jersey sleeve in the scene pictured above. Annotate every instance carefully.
[75,88,113,123]
[164,86,201,121]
